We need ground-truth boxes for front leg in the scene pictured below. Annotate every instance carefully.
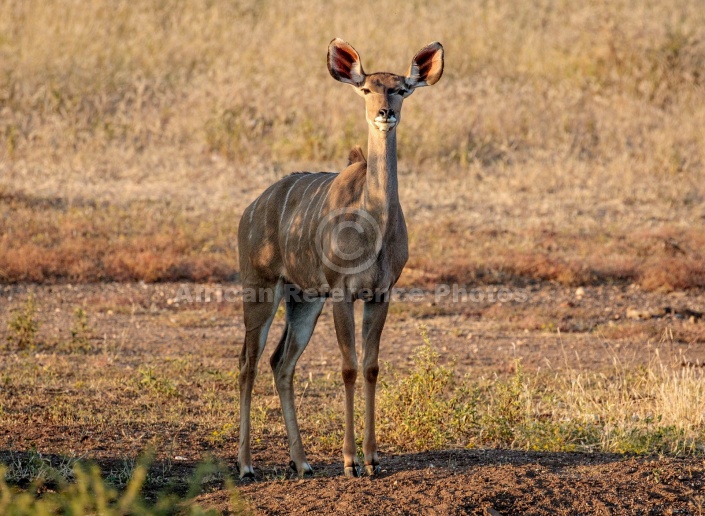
[361,298,389,476]
[332,299,359,477]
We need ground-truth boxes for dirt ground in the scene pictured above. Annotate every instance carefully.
[230,451,705,515]
[2,282,705,514]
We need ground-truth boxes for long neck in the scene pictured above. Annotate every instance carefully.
[363,127,399,236]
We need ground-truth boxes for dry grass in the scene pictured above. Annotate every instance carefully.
[1,0,705,287]
[0,191,238,283]
[403,224,705,290]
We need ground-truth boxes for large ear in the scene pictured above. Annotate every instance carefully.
[406,42,444,89]
[327,38,366,86]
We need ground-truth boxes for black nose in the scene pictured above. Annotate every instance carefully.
[378,108,394,119]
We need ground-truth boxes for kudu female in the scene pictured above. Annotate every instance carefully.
[236,38,443,479]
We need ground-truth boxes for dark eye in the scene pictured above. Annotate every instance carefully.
[361,88,371,95]
[390,88,406,96]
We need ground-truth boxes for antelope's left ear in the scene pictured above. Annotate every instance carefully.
[405,42,444,91]
[328,38,366,86]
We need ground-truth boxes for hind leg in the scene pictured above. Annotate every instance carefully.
[270,291,325,477]
[237,280,282,479]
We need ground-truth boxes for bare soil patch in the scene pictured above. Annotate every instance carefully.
[232,451,705,515]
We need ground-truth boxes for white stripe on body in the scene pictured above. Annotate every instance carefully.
[260,187,276,235]
[291,174,330,254]
[284,176,328,254]
[279,175,307,230]
[308,174,336,243]
[247,196,260,242]
[283,174,318,257]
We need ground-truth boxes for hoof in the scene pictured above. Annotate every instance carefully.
[236,462,256,481]
[344,465,360,478]
[289,460,314,478]
[365,464,381,477]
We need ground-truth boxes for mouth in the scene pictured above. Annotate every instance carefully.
[373,116,397,132]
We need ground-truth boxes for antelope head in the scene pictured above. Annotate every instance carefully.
[327,38,444,134]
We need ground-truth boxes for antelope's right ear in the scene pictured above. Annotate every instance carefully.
[406,42,444,90]
[327,38,366,86]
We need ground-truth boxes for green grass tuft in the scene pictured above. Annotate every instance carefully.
[0,454,247,515]
[377,327,705,456]
[6,295,39,350]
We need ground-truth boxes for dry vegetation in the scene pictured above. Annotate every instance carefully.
[1,0,704,288]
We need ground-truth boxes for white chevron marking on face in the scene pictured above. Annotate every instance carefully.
[373,115,397,132]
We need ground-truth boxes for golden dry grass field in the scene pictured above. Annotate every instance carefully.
[2,0,705,513]
[1,0,704,287]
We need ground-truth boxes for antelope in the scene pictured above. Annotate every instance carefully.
[236,38,444,479]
